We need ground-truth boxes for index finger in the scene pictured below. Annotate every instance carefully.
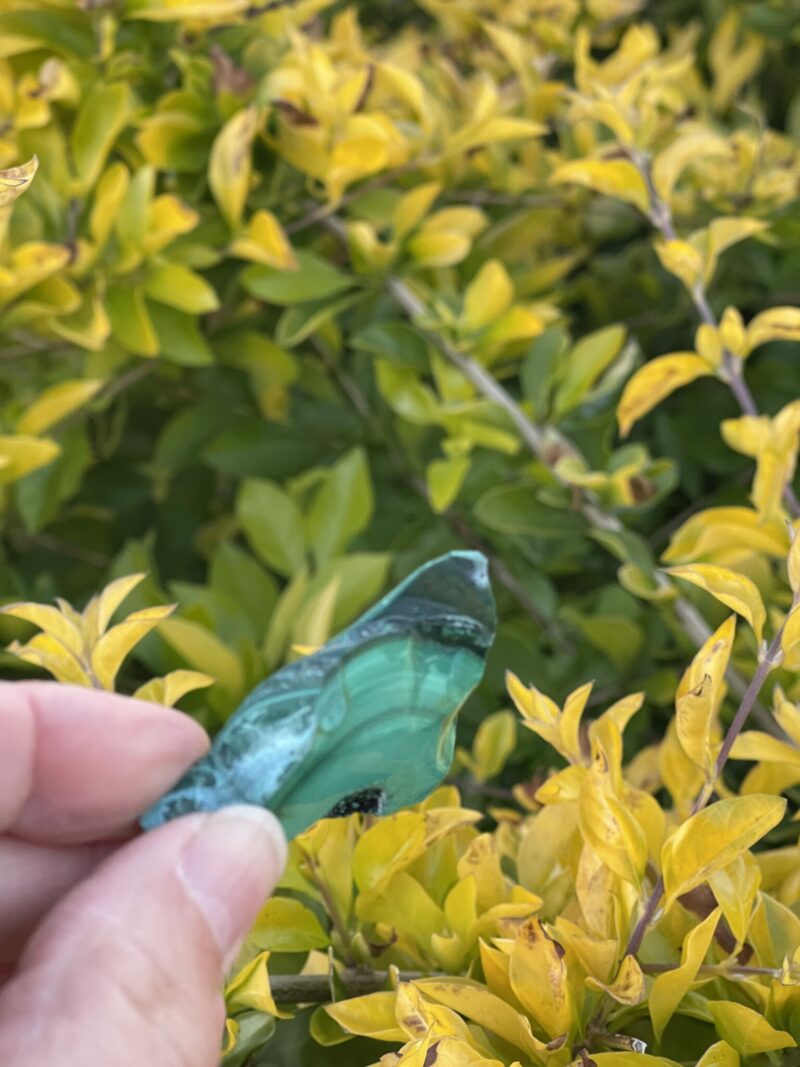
[0,682,209,844]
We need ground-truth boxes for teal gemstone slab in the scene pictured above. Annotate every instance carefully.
[140,551,495,839]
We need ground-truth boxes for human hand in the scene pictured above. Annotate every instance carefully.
[0,681,287,1066]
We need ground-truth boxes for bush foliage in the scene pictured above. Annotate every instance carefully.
[2,0,800,1064]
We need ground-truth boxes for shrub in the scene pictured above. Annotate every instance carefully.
[1,0,799,1064]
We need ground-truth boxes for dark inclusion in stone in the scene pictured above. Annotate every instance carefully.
[327,787,386,818]
[140,550,496,840]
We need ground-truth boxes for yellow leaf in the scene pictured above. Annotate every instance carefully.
[649,907,720,1040]
[0,155,38,210]
[653,238,704,291]
[661,795,786,906]
[462,260,514,332]
[225,951,292,1019]
[414,978,548,1056]
[6,633,90,686]
[230,210,298,269]
[708,853,760,949]
[508,918,571,1040]
[82,573,148,645]
[706,1000,795,1056]
[579,749,648,887]
[665,564,766,644]
[0,601,83,656]
[408,231,472,268]
[782,605,800,658]
[617,354,713,437]
[696,218,768,287]
[16,379,105,435]
[250,896,330,953]
[393,182,442,239]
[464,710,517,783]
[729,730,800,767]
[132,669,214,706]
[550,159,650,215]
[90,604,176,690]
[694,1042,740,1067]
[325,991,406,1041]
[0,435,60,485]
[352,811,427,892]
[209,106,259,229]
[720,415,770,458]
[745,307,800,355]
[223,1018,238,1054]
[663,506,788,564]
[676,676,717,776]
[586,954,646,1005]
[789,532,800,596]
[652,129,729,203]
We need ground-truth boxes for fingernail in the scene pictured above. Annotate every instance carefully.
[178,806,287,961]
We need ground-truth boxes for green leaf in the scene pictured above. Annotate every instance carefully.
[520,328,567,420]
[71,82,131,193]
[350,321,430,370]
[473,484,587,538]
[209,541,279,639]
[552,324,627,417]
[275,292,363,348]
[149,302,214,366]
[242,251,353,306]
[237,479,307,577]
[305,448,373,567]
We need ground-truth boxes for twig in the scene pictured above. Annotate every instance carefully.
[630,149,800,519]
[260,956,788,1005]
[319,216,776,731]
[625,612,792,958]
[310,336,571,646]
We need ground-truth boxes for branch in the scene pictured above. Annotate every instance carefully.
[631,149,800,519]
[261,957,787,1006]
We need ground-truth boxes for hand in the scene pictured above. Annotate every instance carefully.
[0,681,286,1066]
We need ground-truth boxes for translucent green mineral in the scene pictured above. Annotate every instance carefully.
[140,550,495,839]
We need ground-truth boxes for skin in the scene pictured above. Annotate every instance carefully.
[0,681,287,1067]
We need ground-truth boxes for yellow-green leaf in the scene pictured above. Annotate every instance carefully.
[665,564,766,644]
[746,307,800,355]
[90,604,176,690]
[0,155,38,208]
[617,354,712,438]
[462,260,513,332]
[661,795,786,905]
[706,1001,795,1056]
[550,159,650,214]
[426,456,470,514]
[133,669,214,706]
[250,896,330,953]
[144,263,219,314]
[0,435,60,485]
[694,1042,739,1067]
[209,106,258,229]
[16,379,105,435]
[158,616,245,699]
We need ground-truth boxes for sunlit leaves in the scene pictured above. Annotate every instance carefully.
[665,564,766,644]
[617,354,712,438]
[661,795,786,906]
[2,573,176,691]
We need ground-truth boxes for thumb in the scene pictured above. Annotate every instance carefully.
[0,807,286,1067]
